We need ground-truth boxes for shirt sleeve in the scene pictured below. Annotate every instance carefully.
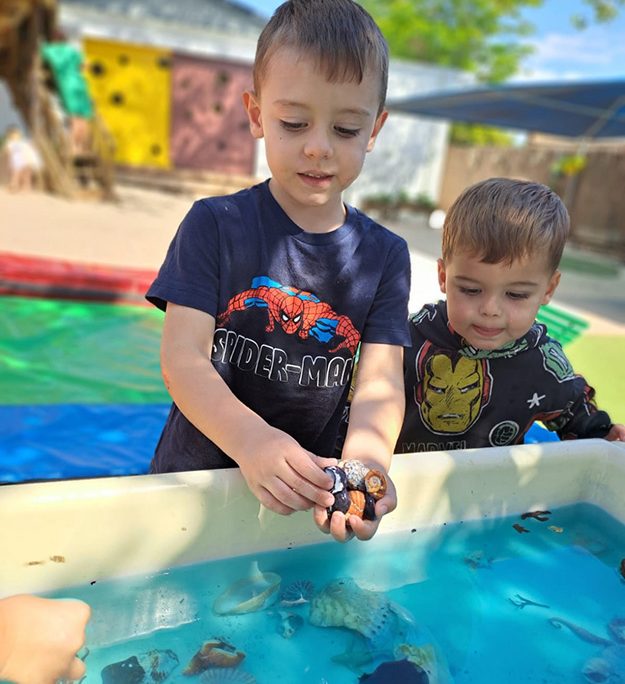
[543,376,613,439]
[360,237,412,347]
[146,199,221,316]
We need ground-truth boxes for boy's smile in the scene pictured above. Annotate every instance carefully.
[438,251,561,350]
[243,47,387,233]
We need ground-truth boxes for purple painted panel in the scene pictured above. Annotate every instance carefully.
[171,54,255,175]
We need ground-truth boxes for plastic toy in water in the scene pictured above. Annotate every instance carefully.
[359,658,429,683]
[549,616,625,683]
[213,561,281,615]
[101,649,179,683]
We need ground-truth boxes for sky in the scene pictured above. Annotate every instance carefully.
[236,0,625,83]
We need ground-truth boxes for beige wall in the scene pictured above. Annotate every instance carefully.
[440,144,625,261]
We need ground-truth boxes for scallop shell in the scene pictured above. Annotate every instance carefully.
[213,561,281,615]
[183,639,245,675]
[200,669,256,684]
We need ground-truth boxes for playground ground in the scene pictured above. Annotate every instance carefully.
[1,184,624,423]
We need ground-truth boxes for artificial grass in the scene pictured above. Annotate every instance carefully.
[565,334,625,424]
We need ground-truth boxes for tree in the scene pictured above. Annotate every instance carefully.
[361,0,625,83]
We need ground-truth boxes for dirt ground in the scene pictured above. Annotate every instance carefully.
[1,183,624,335]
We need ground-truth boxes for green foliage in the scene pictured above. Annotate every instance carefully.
[550,154,588,178]
[451,122,515,146]
[361,0,625,83]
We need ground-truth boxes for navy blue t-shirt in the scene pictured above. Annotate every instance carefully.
[147,181,411,472]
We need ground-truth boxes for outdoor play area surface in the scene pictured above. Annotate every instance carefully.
[1,184,624,480]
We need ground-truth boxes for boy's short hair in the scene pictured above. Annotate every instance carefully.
[253,0,389,113]
[442,177,570,273]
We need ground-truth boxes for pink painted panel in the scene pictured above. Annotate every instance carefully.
[171,55,254,175]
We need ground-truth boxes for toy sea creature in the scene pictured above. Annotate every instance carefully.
[548,525,564,533]
[521,510,551,522]
[101,649,179,684]
[358,659,430,683]
[620,558,625,581]
[280,579,314,606]
[549,616,625,682]
[512,523,530,534]
[325,460,387,522]
[213,561,281,615]
[183,639,245,675]
[508,594,550,610]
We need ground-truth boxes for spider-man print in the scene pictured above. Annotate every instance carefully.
[217,276,360,354]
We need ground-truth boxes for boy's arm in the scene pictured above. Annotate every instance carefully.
[161,303,334,515]
[314,341,404,542]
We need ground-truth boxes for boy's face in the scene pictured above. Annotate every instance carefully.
[243,47,387,230]
[438,250,561,350]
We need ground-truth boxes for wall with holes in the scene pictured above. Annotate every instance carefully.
[84,38,173,169]
[82,37,255,175]
[170,54,254,175]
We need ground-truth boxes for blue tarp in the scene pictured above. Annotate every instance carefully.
[388,79,625,138]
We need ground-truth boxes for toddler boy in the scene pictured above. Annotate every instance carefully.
[396,177,625,453]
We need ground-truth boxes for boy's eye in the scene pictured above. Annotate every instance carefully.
[280,121,306,132]
[507,291,530,300]
[334,126,360,138]
[459,286,480,296]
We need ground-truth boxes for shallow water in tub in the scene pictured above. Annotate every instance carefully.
[29,502,625,683]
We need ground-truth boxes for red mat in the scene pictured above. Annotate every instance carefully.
[0,252,156,305]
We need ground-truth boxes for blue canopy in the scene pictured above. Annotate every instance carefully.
[387,79,625,138]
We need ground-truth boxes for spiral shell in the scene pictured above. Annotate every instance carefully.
[364,469,387,500]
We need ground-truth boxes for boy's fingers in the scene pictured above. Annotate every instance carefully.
[65,657,87,682]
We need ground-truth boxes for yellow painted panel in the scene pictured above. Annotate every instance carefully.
[83,38,171,168]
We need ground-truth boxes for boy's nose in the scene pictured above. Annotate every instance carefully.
[303,131,333,160]
[479,294,501,316]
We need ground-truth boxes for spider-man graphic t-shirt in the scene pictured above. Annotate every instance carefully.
[146,180,411,472]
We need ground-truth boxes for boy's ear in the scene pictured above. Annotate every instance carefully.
[541,269,561,305]
[366,110,388,153]
[437,258,447,293]
[242,91,264,139]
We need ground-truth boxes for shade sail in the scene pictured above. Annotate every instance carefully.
[387,79,625,138]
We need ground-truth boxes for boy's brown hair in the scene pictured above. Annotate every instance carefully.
[253,0,389,114]
[442,177,570,273]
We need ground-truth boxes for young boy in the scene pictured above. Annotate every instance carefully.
[147,0,411,542]
[396,177,625,454]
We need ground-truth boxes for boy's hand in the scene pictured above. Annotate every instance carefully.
[237,430,336,515]
[0,594,90,684]
[606,423,625,441]
[313,468,397,543]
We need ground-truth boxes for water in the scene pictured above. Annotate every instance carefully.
[42,503,625,683]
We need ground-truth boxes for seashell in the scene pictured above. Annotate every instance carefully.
[213,561,281,615]
[364,469,387,500]
[346,490,366,518]
[324,465,348,494]
[200,669,256,684]
[183,639,245,675]
[277,610,305,638]
[328,488,351,519]
[338,459,369,490]
[280,579,314,606]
